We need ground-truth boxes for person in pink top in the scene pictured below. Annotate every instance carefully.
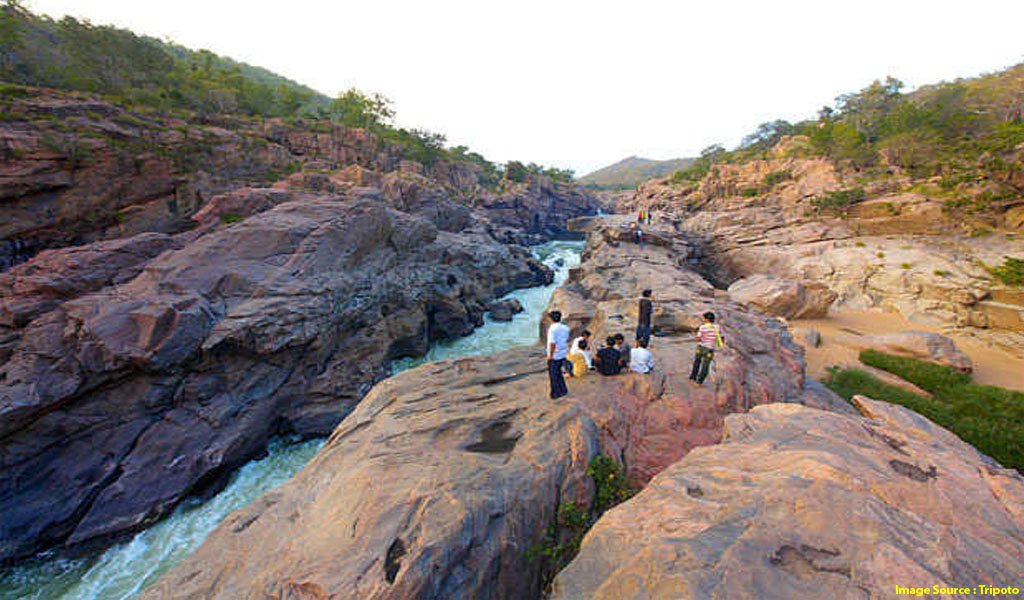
[689,311,725,384]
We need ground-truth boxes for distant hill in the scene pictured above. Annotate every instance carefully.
[578,156,696,190]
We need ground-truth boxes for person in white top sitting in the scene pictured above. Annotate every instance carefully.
[546,310,571,399]
[570,329,593,370]
[629,338,656,374]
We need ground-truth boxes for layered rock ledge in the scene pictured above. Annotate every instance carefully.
[551,396,1024,599]
[0,191,552,562]
[144,217,847,599]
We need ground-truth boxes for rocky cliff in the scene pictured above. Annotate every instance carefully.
[623,147,1024,351]
[142,217,850,599]
[0,86,599,268]
[0,185,556,562]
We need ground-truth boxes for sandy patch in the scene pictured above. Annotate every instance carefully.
[791,310,1024,392]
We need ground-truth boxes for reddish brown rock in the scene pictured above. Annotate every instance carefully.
[0,194,552,562]
[727,274,837,319]
[143,217,850,600]
[551,397,1024,599]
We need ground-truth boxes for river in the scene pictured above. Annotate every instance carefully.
[0,240,583,600]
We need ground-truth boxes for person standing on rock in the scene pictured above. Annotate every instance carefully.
[636,289,653,345]
[546,311,571,399]
[690,312,725,384]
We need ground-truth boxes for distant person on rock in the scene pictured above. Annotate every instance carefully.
[614,333,631,367]
[690,311,725,385]
[636,289,653,345]
[546,311,571,398]
[595,336,623,376]
[645,211,653,225]
[629,338,656,373]
[634,226,645,248]
[568,339,590,378]
[571,329,594,370]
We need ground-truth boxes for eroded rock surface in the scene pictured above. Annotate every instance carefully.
[551,397,1024,599]
[144,217,849,599]
[0,193,552,561]
[727,274,837,319]
[621,149,1024,348]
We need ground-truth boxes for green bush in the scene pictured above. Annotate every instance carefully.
[586,455,637,515]
[810,187,866,216]
[528,455,637,590]
[763,170,792,187]
[825,351,1024,471]
[988,257,1024,286]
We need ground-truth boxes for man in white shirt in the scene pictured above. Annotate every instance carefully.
[570,329,593,370]
[629,338,656,374]
[546,310,571,399]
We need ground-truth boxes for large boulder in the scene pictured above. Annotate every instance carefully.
[0,195,552,562]
[836,330,973,373]
[487,297,524,321]
[727,274,837,319]
[551,397,1024,599]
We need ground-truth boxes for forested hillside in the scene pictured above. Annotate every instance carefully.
[666,65,1024,220]
[0,1,326,116]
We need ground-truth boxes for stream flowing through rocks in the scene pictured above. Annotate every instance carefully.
[0,241,583,600]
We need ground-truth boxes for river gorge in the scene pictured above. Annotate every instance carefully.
[0,242,584,599]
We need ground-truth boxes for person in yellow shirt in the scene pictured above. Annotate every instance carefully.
[568,338,590,378]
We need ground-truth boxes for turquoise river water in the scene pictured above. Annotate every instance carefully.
[0,240,583,600]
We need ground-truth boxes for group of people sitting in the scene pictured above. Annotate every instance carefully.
[567,330,656,377]
[546,287,726,400]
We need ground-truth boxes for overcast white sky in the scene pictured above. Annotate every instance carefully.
[26,0,1024,175]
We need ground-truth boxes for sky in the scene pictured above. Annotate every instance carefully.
[26,0,1024,175]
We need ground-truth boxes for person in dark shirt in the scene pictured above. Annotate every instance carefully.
[595,336,623,376]
[636,289,653,345]
[614,333,631,367]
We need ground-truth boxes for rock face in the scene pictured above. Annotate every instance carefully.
[476,177,601,238]
[621,151,1024,349]
[487,298,524,321]
[727,274,837,319]
[144,216,850,600]
[1,87,599,267]
[0,192,553,562]
[551,397,1024,599]
[835,330,973,373]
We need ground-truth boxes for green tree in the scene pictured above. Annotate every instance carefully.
[330,88,394,129]
[0,1,25,75]
[740,119,795,151]
[504,160,529,182]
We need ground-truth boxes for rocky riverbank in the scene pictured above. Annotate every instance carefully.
[621,146,1024,352]
[141,216,851,599]
[0,184,560,563]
